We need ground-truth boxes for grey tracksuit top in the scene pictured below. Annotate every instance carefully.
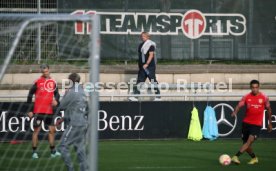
[57,83,88,126]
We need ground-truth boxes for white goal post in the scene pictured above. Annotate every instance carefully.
[0,14,100,171]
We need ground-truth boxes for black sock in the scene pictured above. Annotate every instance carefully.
[32,147,37,153]
[249,152,256,158]
[236,151,243,157]
[50,146,56,154]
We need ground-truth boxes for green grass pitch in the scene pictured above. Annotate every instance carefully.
[0,139,275,171]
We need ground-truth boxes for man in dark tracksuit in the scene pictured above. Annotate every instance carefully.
[129,32,161,101]
[55,73,88,171]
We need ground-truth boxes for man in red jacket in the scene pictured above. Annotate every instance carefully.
[27,64,61,159]
[231,80,273,165]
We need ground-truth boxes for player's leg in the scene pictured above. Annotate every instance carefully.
[32,115,42,159]
[74,145,87,171]
[32,126,41,158]
[48,125,55,146]
[129,68,147,101]
[73,126,88,171]
[246,146,256,158]
[238,134,255,154]
[32,126,41,149]
[48,125,61,157]
[246,125,261,164]
[233,123,261,165]
[135,68,147,94]
[60,144,74,171]
[46,115,61,157]
[232,136,254,164]
[147,66,161,100]
[246,146,253,153]
[240,135,259,164]
[232,122,249,164]
[58,125,74,171]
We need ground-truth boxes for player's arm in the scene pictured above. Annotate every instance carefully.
[265,96,273,132]
[54,90,73,117]
[231,95,246,117]
[26,83,37,118]
[143,46,155,69]
[267,106,273,132]
[52,85,60,107]
[54,90,74,126]
[55,117,64,126]
[231,106,241,117]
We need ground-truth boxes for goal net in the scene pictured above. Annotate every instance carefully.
[0,14,100,171]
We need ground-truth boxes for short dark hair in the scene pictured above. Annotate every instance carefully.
[68,73,80,83]
[40,64,49,70]
[250,79,260,86]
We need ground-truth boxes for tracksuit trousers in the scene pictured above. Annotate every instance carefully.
[59,125,88,171]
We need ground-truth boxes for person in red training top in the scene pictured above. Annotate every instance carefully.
[27,64,61,159]
[231,80,273,165]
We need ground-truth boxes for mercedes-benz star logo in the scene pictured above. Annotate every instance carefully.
[213,103,237,137]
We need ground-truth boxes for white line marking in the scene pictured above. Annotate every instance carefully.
[130,166,196,169]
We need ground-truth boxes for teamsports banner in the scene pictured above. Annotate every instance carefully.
[57,0,276,60]
[0,101,276,141]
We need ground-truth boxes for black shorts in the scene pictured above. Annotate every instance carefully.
[33,114,55,127]
[242,122,261,143]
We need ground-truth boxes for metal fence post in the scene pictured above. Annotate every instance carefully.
[37,0,41,64]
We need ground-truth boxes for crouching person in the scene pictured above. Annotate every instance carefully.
[56,73,88,171]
